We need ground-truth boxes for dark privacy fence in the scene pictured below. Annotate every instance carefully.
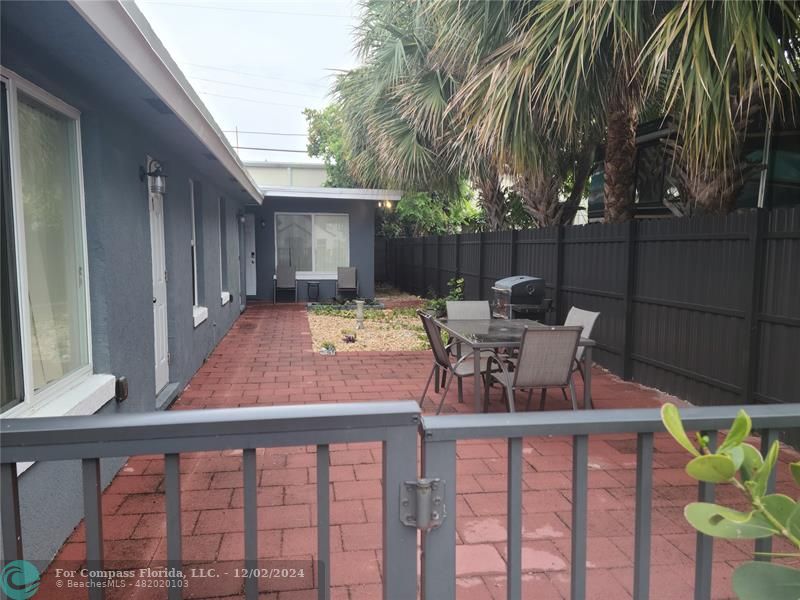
[376,207,800,411]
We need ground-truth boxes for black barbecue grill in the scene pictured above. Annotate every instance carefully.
[492,276,551,321]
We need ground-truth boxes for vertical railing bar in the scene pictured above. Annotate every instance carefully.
[571,435,589,600]
[383,425,419,600]
[243,448,258,600]
[755,429,779,560]
[421,438,457,600]
[633,432,654,600]
[165,453,183,600]
[0,463,23,562]
[317,445,330,600]
[507,437,523,600]
[82,457,105,600]
[694,431,717,600]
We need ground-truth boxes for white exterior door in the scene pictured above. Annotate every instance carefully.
[149,184,169,394]
[244,214,257,296]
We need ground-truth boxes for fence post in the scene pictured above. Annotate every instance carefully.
[477,232,484,300]
[622,219,637,380]
[554,226,564,324]
[742,209,767,403]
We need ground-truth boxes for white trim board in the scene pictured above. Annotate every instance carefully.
[261,186,403,201]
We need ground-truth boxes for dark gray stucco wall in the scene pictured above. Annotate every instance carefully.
[2,22,247,563]
[248,197,376,301]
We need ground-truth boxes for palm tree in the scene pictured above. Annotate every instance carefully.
[335,1,510,230]
[452,0,658,222]
[426,0,595,227]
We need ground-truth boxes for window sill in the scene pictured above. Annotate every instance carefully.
[193,305,208,327]
[221,291,231,306]
[2,373,116,421]
[3,373,117,476]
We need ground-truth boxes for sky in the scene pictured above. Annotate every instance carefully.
[135,0,361,164]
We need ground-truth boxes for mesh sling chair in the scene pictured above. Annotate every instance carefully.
[418,311,499,415]
[445,301,491,320]
[274,264,296,303]
[563,307,600,384]
[336,267,358,297]
[485,326,583,412]
[441,301,492,399]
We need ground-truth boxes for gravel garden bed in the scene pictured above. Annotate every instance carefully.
[307,306,429,353]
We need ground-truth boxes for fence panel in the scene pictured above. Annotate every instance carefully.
[380,206,800,411]
[375,237,387,283]
[458,232,482,299]
[562,222,628,372]
[423,236,439,297]
[756,209,800,427]
[439,235,458,295]
[481,231,514,300]
[631,213,753,407]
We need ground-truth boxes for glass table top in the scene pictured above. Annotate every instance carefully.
[436,318,593,348]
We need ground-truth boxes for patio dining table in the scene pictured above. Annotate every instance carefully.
[434,318,596,412]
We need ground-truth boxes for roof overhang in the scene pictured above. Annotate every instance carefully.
[261,186,403,202]
[69,0,263,204]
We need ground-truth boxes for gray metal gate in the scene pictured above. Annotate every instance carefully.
[3,401,800,600]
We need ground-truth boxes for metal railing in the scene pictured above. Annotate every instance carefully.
[2,401,800,600]
[0,402,422,600]
[420,403,800,600]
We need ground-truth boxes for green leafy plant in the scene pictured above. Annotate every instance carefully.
[424,277,465,317]
[320,341,336,355]
[661,403,800,599]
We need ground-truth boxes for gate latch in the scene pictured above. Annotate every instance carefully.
[400,478,446,530]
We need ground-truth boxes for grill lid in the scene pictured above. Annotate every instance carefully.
[493,276,544,295]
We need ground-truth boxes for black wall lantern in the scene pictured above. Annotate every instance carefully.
[139,158,167,194]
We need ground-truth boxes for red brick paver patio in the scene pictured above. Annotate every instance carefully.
[40,303,798,600]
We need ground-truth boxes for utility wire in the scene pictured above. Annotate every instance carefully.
[146,2,352,20]
[222,129,307,137]
[189,76,321,99]
[231,145,308,153]
[198,91,312,109]
[183,62,329,89]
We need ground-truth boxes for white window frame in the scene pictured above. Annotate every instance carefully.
[189,180,208,326]
[219,196,230,305]
[273,212,350,277]
[0,67,107,419]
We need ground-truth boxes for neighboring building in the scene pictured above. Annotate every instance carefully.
[586,115,800,221]
[245,161,327,188]
[0,1,263,562]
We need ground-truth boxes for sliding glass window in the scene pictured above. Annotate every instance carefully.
[1,69,91,414]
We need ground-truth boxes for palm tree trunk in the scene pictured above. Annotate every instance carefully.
[603,92,638,222]
[515,171,561,227]
[557,144,595,225]
[476,178,506,231]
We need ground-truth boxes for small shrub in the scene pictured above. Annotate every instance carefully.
[661,403,800,599]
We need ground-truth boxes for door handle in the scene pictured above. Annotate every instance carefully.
[153,298,157,304]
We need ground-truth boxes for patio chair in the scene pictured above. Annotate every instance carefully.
[485,326,583,412]
[336,267,358,297]
[418,311,499,415]
[274,264,296,303]
[440,300,491,397]
[564,307,600,383]
[445,300,491,320]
